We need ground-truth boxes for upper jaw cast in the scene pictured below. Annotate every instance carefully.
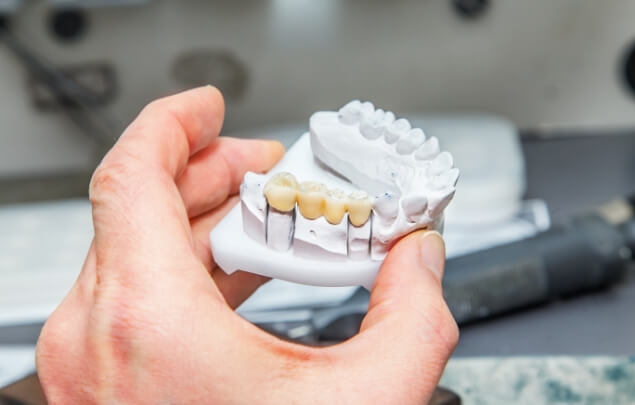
[310,100,460,258]
[240,100,459,261]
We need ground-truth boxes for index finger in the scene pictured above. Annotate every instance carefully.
[89,86,224,277]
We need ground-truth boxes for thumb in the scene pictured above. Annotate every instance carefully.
[364,230,449,328]
[341,231,458,401]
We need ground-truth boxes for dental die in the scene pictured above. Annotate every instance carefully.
[210,101,459,289]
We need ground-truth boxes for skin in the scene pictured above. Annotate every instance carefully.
[35,86,459,404]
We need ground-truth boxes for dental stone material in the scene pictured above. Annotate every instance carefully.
[348,216,371,260]
[210,99,459,288]
[294,214,348,258]
[240,172,267,244]
[266,206,295,252]
[415,136,440,161]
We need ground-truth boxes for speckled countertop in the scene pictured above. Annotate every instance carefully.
[441,357,635,405]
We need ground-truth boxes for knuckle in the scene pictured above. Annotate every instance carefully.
[439,312,460,353]
[409,293,459,355]
[89,156,143,206]
[36,313,78,401]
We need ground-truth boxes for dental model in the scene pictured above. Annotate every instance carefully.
[210,100,458,289]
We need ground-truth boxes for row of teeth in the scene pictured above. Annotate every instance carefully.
[338,100,440,160]
[263,172,375,259]
[261,172,445,259]
[264,172,373,227]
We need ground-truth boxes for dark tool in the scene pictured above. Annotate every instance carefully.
[444,196,635,324]
[314,195,635,340]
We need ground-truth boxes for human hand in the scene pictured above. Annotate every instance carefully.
[36,87,458,404]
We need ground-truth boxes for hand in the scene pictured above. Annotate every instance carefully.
[36,87,458,404]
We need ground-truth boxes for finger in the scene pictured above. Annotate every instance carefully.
[190,198,270,308]
[363,231,448,330]
[89,86,224,281]
[338,231,458,402]
[177,137,284,218]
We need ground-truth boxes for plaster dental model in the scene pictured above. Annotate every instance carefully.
[210,100,459,289]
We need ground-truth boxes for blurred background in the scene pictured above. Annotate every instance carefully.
[1,0,634,403]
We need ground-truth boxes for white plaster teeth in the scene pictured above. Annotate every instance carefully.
[395,127,426,155]
[384,111,395,125]
[400,194,429,222]
[431,168,460,190]
[384,118,410,144]
[428,188,456,219]
[360,101,375,119]
[338,100,363,125]
[373,191,400,220]
[429,151,454,175]
[237,102,461,265]
[338,100,375,126]
[360,109,387,140]
[415,136,440,161]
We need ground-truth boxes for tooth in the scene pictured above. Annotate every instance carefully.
[360,101,375,119]
[266,205,296,251]
[338,100,363,125]
[428,188,455,219]
[401,194,428,222]
[431,168,460,190]
[263,172,299,212]
[384,111,395,124]
[384,118,410,144]
[297,181,327,220]
[430,151,454,175]
[395,128,426,155]
[373,191,400,220]
[347,190,372,226]
[348,213,371,260]
[360,109,387,140]
[415,136,440,161]
[324,189,349,224]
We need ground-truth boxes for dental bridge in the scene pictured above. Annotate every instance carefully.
[210,101,459,288]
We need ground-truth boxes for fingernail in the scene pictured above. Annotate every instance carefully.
[419,231,445,281]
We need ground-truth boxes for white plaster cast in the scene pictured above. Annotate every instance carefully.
[310,101,458,258]
[211,100,458,288]
[294,214,348,257]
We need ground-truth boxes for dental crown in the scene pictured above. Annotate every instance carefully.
[239,100,459,261]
